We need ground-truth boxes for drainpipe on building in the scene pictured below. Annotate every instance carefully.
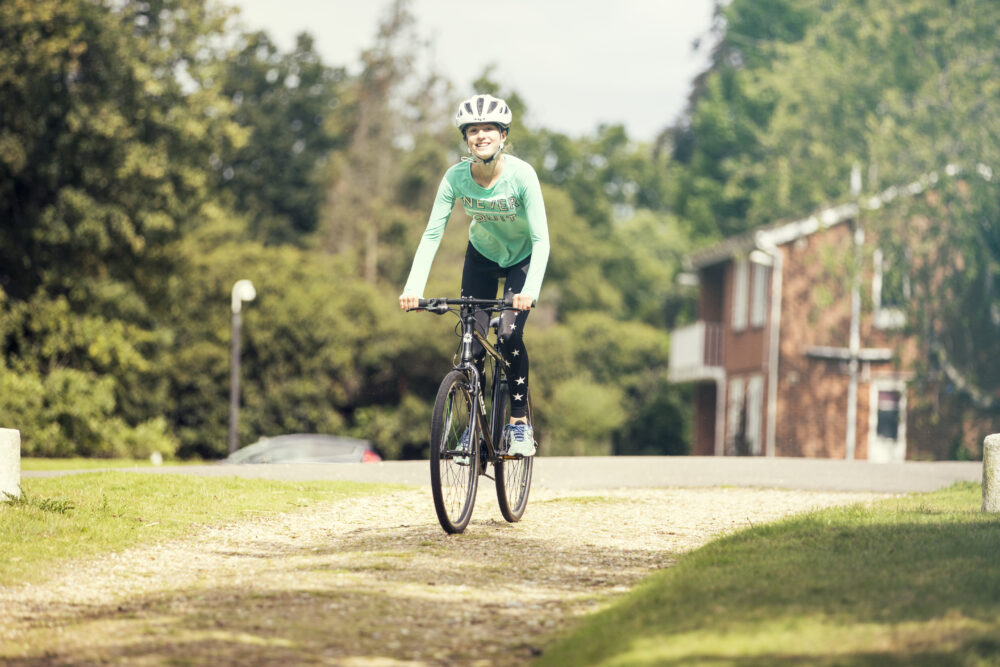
[845,164,864,460]
[753,233,783,458]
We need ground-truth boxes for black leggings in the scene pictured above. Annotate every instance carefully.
[461,244,532,420]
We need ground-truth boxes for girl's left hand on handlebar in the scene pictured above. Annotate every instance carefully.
[512,293,534,311]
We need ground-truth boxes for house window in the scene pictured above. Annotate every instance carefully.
[727,375,764,456]
[746,375,764,455]
[726,377,745,456]
[732,257,749,331]
[868,380,907,462]
[876,390,901,440]
[873,248,909,329]
[750,263,768,328]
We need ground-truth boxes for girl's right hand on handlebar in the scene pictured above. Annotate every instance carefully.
[399,293,420,311]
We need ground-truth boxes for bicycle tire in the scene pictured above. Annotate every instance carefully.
[430,370,480,533]
[493,381,533,523]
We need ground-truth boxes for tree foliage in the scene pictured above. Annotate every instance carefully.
[216,32,348,244]
[673,0,999,237]
[0,0,241,457]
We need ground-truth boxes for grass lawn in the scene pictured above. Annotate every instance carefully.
[0,471,393,585]
[19,457,206,471]
[537,482,1000,666]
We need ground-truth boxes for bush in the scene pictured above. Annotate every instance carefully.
[0,364,178,459]
[544,377,626,456]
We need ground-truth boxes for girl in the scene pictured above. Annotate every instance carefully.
[399,93,550,456]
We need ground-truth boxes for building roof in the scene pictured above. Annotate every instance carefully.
[685,164,986,270]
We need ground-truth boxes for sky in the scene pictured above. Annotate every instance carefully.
[227,0,719,142]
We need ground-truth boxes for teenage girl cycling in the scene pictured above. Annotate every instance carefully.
[399,93,550,456]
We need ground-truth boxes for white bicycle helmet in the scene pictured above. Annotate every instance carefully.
[454,94,512,134]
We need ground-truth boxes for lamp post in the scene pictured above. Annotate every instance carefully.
[228,279,256,454]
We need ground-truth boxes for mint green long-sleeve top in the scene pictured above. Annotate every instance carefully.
[402,154,550,300]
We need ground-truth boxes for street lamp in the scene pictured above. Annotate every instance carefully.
[228,279,256,454]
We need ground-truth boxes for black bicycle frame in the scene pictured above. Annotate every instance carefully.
[455,306,509,463]
[416,296,520,464]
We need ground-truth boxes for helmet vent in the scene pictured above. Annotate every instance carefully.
[476,96,485,115]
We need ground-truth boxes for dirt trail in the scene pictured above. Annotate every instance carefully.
[0,486,884,665]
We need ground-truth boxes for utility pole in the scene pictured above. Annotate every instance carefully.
[846,164,863,460]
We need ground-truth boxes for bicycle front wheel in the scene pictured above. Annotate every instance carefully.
[493,381,533,523]
[430,370,480,533]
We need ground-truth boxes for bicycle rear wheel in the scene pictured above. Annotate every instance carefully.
[430,370,480,533]
[493,380,533,522]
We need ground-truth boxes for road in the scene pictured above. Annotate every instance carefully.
[25,455,983,494]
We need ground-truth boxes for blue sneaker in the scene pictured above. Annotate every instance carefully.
[505,422,536,457]
[454,425,472,465]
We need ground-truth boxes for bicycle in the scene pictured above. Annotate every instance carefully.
[409,295,536,534]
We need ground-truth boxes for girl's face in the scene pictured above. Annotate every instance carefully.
[464,123,506,161]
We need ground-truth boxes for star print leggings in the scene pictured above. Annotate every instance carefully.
[461,243,532,420]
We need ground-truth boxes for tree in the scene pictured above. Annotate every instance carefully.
[0,0,244,301]
[667,0,818,239]
[216,31,348,245]
[0,0,244,456]
[671,0,999,237]
[319,0,452,285]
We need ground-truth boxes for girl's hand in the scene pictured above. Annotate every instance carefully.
[399,294,420,311]
[512,293,534,311]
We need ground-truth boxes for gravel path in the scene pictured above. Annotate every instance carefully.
[1,485,886,665]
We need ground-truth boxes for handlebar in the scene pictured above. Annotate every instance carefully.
[409,295,535,314]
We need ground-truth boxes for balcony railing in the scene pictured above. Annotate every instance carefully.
[668,321,724,383]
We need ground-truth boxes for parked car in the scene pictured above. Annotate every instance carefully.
[222,434,381,464]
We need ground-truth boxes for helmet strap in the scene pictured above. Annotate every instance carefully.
[462,137,506,165]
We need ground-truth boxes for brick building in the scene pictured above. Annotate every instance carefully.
[668,177,937,460]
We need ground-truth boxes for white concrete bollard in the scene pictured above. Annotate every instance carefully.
[0,428,21,500]
[983,434,1000,513]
